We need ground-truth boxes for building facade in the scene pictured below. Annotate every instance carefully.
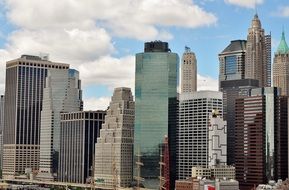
[181,47,197,93]
[208,112,227,167]
[219,40,247,82]
[175,178,200,190]
[192,165,235,180]
[3,55,69,178]
[177,91,223,180]
[94,87,134,188]
[273,31,289,96]
[58,111,105,183]
[245,14,271,87]
[235,87,288,190]
[37,69,82,181]
[220,79,259,165]
[0,95,4,170]
[199,179,239,190]
[134,41,179,189]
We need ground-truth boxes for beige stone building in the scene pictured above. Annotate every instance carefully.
[273,31,289,96]
[245,14,271,87]
[181,47,197,93]
[94,87,135,188]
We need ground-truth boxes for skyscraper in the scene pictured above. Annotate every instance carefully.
[220,79,259,165]
[245,14,271,87]
[0,95,4,170]
[235,87,288,190]
[273,31,289,96]
[94,87,134,188]
[3,55,69,179]
[37,69,82,181]
[181,47,197,93]
[134,41,178,189]
[58,111,105,183]
[177,91,224,180]
[208,111,227,167]
[219,40,247,82]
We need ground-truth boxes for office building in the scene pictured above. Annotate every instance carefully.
[219,40,246,82]
[58,111,105,183]
[177,91,223,180]
[181,47,197,93]
[208,111,227,167]
[37,69,82,181]
[3,55,69,179]
[220,79,259,165]
[175,178,200,190]
[273,31,289,96]
[192,165,235,180]
[134,41,179,189]
[245,14,271,87]
[235,87,288,190]
[0,95,4,170]
[94,87,134,188]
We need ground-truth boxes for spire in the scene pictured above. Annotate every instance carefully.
[276,30,289,54]
[251,13,261,28]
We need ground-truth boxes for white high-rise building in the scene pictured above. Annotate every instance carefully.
[36,69,82,181]
[208,111,227,166]
[177,91,224,180]
[94,87,135,187]
[181,47,197,93]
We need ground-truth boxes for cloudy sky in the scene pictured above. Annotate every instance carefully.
[0,0,289,110]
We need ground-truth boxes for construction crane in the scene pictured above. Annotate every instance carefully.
[134,147,144,190]
[159,136,170,190]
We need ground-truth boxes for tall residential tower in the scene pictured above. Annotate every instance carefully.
[181,47,197,93]
[245,14,271,87]
[273,31,289,96]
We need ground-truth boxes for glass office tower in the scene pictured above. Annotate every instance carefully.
[134,41,179,189]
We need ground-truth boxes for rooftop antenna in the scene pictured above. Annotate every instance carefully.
[185,46,191,53]
[254,0,258,16]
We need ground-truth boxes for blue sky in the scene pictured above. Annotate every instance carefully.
[0,0,289,110]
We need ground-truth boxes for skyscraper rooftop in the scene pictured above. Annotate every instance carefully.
[276,31,289,54]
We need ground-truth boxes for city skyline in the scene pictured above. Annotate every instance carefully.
[1,1,289,110]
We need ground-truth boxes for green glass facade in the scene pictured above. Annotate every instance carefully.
[134,49,179,189]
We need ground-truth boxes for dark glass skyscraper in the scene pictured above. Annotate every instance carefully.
[134,41,178,189]
[219,40,247,82]
[235,87,288,190]
[59,111,105,183]
[220,79,259,165]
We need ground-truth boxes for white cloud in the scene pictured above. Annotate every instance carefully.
[4,28,113,63]
[275,6,289,17]
[83,96,110,111]
[78,56,135,91]
[0,0,218,97]
[197,74,218,91]
[5,0,217,40]
[224,0,263,9]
